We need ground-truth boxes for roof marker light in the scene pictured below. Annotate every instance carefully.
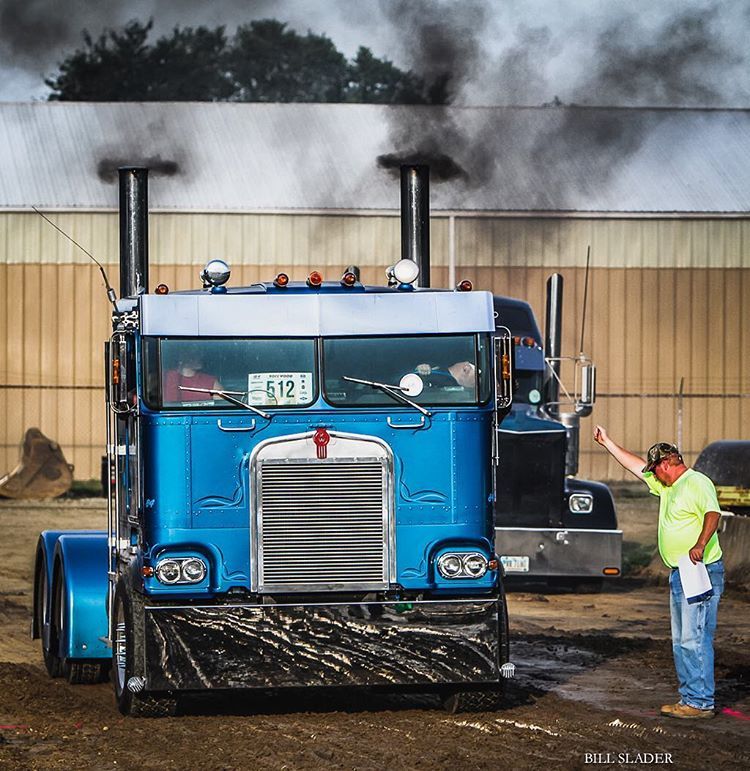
[457,279,473,291]
[273,272,289,288]
[307,270,323,288]
[340,271,357,287]
[155,283,169,295]
[523,336,536,347]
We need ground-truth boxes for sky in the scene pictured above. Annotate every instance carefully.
[0,0,749,106]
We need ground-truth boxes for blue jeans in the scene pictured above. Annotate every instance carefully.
[669,559,724,710]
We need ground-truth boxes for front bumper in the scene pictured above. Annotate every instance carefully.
[143,597,505,691]
[495,527,622,577]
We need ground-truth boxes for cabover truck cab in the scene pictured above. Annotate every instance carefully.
[33,166,515,715]
[492,277,622,586]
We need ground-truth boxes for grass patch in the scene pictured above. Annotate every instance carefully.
[622,540,657,575]
[65,479,105,498]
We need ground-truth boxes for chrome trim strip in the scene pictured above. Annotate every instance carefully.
[495,527,623,535]
[497,428,565,435]
[144,597,498,612]
[387,416,426,429]
[217,419,256,432]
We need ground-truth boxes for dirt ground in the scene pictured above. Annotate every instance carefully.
[1,493,748,771]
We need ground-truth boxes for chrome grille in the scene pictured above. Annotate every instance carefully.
[258,460,389,591]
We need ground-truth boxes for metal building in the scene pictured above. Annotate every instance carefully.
[1,102,748,480]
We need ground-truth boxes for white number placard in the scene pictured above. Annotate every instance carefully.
[248,372,313,406]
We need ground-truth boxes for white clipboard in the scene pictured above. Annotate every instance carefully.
[677,554,713,603]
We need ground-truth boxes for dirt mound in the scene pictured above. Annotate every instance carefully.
[0,429,73,500]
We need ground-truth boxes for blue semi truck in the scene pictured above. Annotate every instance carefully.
[33,166,515,716]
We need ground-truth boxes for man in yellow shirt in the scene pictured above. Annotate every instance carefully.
[594,427,723,720]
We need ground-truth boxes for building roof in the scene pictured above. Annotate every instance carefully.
[1,102,749,214]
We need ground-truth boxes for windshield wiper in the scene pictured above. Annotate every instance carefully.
[342,376,431,417]
[178,386,271,419]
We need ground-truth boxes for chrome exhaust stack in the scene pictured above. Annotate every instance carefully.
[118,167,149,298]
[400,165,430,288]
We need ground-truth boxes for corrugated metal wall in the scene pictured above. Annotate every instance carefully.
[2,211,748,481]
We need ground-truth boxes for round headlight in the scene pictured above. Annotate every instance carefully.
[155,560,181,584]
[463,553,488,578]
[437,554,463,578]
[181,558,207,583]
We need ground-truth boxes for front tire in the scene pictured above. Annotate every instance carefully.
[112,579,177,717]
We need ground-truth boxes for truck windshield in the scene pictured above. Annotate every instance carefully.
[142,338,317,409]
[323,335,491,406]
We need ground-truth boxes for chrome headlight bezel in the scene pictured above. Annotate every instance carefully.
[569,493,594,514]
[437,551,489,580]
[155,559,182,584]
[155,557,208,585]
[181,558,207,583]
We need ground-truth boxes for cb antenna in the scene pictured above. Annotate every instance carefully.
[32,206,118,309]
[579,244,591,356]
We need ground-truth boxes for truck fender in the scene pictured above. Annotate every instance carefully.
[51,532,109,661]
[33,530,100,641]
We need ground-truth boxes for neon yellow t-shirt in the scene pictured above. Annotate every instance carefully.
[644,468,722,569]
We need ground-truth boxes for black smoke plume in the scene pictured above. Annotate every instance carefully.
[377,3,745,200]
[376,0,488,184]
[96,156,180,183]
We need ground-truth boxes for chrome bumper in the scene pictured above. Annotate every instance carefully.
[144,597,506,691]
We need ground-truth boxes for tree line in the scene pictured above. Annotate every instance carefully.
[46,19,449,104]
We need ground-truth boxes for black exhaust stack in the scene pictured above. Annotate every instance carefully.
[119,167,149,298]
[400,165,430,288]
[544,273,563,415]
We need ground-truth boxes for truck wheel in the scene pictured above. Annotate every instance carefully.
[112,579,177,718]
[37,560,62,678]
[443,687,503,714]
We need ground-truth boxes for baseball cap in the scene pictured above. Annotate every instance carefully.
[642,442,681,473]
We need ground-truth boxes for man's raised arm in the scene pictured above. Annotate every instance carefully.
[593,425,647,481]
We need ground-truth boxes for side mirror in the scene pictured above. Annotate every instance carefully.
[108,333,135,414]
[580,364,596,406]
[494,329,513,410]
[573,363,596,417]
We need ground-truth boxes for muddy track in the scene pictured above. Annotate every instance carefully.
[1,499,749,769]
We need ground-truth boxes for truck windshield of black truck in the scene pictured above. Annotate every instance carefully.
[142,337,317,409]
[323,334,491,407]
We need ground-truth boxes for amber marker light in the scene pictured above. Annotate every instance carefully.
[340,271,357,287]
[142,566,154,577]
[155,283,169,295]
[487,559,499,571]
[273,272,289,288]
[307,270,323,287]
[603,568,620,576]
[501,353,511,380]
[456,279,473,291]
[523,336,536,347]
